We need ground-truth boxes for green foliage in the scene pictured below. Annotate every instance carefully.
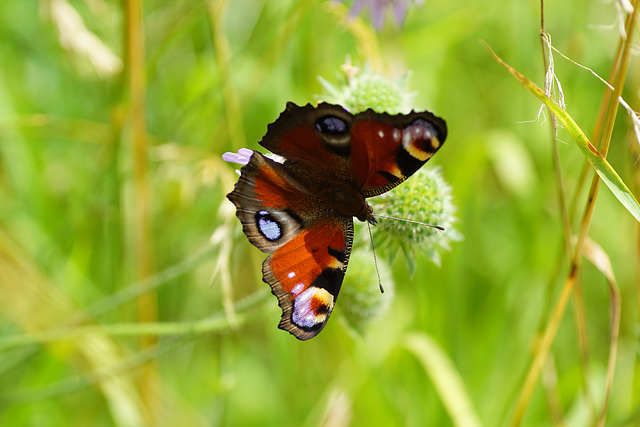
[0,0,639,426]
[318,62,415,113]
[371,166,462,270]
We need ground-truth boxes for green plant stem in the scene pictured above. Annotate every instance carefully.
[482,5,638,419]
[0,289,271,350]
[125,0,155,334]
[577,6,636,425]
[633,138,640,409]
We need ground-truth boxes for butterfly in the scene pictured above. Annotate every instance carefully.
[226,102,447,340]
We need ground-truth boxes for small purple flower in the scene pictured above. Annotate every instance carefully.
[341,0,423,29]
[222,148,253,166]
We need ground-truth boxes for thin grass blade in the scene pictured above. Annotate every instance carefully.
[483,42,640,224]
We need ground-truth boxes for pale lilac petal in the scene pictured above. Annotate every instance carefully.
[393,1,408,24]
[341,0,423,30]
[221,152,235,162]
[222,148,253,165]
[349,0,365,17]
[371,0,385,28]
[237,147,254,158]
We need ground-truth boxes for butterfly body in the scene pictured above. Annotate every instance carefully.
[227,102,446,340]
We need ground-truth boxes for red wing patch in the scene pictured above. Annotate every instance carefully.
[350,120,401,189]
[252,155,306,209]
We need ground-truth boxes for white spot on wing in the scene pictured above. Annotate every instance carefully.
[402,129,413,151]
[287,271,296,279]
[265,153,286,164]
[378,130,384,139]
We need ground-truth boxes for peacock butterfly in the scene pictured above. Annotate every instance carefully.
[225,102,447,340]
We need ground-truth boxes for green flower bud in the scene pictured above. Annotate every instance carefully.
[370,166,461,270]
[318,62,415,114]
[339,248,394,336]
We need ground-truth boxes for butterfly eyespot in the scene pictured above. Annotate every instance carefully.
[255,210,282,241]
[401,119,440,162]
[404,119,437,145]
[315,115,349,135]
[292,287,333,329]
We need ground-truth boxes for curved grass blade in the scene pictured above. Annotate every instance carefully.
[482,42,640,224]
[403,333,484,427]
[581,237,621,427]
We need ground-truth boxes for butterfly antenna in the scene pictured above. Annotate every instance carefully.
[372,214,445,231]
[367,221,384,294]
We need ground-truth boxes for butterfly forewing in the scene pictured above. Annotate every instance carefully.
[349,109,447,197]
[259,103,355,183]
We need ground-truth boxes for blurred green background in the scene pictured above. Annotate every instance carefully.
[0,0,638,426]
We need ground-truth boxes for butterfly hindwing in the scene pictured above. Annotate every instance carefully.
[227,151,353,340]
[264,216,353,340]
